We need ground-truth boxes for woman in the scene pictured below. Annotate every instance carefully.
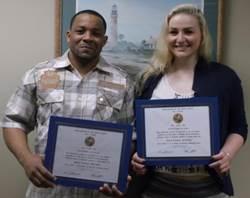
[131,4,248,198]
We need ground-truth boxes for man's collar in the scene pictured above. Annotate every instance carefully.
[94,56,113,75]
[51,50,113,75]
[52,50,71,69]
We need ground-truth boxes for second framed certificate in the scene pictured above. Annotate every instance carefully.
[135,97,220,166]
[44,116,132,192]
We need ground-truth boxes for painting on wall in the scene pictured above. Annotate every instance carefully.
[55,0,223,78]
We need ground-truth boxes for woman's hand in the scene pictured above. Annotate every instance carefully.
[209,133,245,176]
[209,150,232,175]
[131,152,147,175]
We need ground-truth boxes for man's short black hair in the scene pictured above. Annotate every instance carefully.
[69,9,107,33]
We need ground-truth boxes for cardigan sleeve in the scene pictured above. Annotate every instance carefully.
[228,72,248,141]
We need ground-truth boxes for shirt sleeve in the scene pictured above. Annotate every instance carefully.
[1,69,37,133]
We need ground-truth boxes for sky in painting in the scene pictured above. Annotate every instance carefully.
[76,0,203,43]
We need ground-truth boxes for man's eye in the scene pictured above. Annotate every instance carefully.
[76,30,84,34]
[92,31,102,36]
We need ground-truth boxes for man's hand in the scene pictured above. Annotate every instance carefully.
[22,153,56,188]
[99,175,132,197]
[2,128,56,188]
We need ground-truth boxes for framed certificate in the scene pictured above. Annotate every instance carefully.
[44,116,132,192]
[135,97,220,166]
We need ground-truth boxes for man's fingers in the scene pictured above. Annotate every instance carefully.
[99,183,125,197]
[27,162,55,188]
[99,183,112,195]
[39,165,56,181]
[30,177,42,187]
[112,185,123,197]
[32,169,55,188]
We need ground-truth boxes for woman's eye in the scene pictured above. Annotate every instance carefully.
[169,31,178,35]
[184,29,194,35]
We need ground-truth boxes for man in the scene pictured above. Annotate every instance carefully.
[1,10,134,198]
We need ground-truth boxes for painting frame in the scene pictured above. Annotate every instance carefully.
[54,0,224,61]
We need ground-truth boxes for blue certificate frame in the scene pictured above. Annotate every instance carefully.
[44,116,132,192]
[135,97,220,166]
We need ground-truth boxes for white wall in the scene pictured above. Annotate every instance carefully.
[0,0,54,197]
[222,0,250,197]
[0,0,249,198]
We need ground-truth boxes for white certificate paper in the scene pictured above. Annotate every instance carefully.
[52,125,123,183]
[144,106,211,157]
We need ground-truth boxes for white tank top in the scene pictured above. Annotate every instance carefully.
[151,75,194,100]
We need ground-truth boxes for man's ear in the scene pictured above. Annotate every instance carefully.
[103,35,108,46]
[66,31,71,43]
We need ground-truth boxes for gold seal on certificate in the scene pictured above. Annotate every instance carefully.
[173,113,183,124]
[85,136,95,147]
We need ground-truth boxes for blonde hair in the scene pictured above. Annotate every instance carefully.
[141,4,212,85]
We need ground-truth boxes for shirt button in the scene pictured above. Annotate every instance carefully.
[99,97,104,102]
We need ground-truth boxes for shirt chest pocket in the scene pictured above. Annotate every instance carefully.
[36,89,64,124]
[37,89,64,104]
[95,88,125,120]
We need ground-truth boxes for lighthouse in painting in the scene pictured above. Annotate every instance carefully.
[109,4,118,48]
